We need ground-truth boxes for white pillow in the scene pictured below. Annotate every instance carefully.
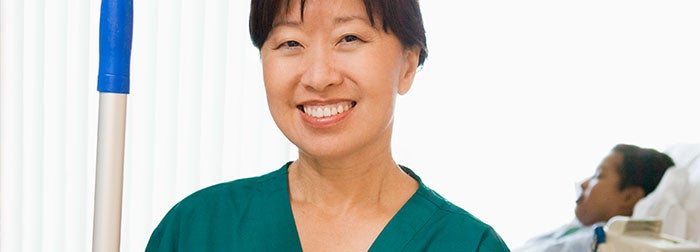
[632,167,688,238]
[665,143,700,243]
[632,143,700,242]
[683,181,700,243]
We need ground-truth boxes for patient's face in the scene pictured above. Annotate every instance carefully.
[575,151,629,226]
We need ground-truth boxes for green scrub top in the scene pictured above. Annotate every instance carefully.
[146,162,510,251]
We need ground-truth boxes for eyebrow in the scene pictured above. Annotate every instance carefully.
[334,15,371,25]
[272,20,301,29]
[272,15,371,29]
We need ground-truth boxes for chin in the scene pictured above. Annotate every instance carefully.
[575,214,599,226]
[297,144,353,160]
[574,208,589,225]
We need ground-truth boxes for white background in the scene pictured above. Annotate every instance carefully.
[399,0,700,248]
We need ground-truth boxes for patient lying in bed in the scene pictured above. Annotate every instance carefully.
[514,144,675,252]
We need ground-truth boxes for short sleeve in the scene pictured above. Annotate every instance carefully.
[478,227,511,252]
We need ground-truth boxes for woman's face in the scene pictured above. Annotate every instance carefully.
[575,151,632,225]
[260,0,419,160]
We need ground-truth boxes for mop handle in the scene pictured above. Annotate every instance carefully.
[93,0,132,251]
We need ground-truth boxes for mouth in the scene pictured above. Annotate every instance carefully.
[297,101,357,118]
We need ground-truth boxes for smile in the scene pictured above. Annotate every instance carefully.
[299,101,356,118]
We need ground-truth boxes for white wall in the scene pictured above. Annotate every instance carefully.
[395,0,700,248]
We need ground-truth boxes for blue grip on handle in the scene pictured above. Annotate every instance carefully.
[97,0,133,94]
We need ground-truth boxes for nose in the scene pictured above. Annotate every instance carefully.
[580,178,591,190]
[574,180,583,197]
[300,47,343,92]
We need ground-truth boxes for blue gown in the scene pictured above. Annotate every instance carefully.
[146,162,510,251]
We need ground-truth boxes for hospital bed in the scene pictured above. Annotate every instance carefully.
[597,143,700,251]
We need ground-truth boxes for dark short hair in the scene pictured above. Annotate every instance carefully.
[612,144,675,195]
[249,0,428,66]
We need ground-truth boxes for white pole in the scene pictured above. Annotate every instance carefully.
[93,93,127,252]
[92,0,132,251]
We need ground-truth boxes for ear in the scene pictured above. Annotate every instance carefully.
[397,46,421,95]
[622,186,646,207]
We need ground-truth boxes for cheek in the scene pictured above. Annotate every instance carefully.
[262,51,297,81]
[261,70,294,121]
[346,46,404,84]
[582,180,598,196]
[262,61,282,87]
[262,60,295,96]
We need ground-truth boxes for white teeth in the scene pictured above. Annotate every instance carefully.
[302,102,354,118]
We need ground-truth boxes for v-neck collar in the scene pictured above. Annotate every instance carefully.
[276,162,435,251]
[255,162,303,251]
[368,166,436,251]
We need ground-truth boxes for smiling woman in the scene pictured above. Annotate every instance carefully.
[144,0,509,251]
[259,2,418,161]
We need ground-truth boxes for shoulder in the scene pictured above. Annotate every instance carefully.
[416,185,488,228]
[145,165,290,251]
[401,165,499,234]
[417,186,509,249]
[169,165,288,217]
[400,166,510,251]
[188,166,285,202]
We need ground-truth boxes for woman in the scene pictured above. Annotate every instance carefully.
[146,0,509,251]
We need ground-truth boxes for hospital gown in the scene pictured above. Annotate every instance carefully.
[146,162,510,251]
[513,219,602,252]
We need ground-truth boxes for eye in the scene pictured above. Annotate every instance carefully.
[278,40,302,49]
[340,35,361,44]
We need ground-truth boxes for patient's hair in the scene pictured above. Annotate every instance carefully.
[613,144,675,196]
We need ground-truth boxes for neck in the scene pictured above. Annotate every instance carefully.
[288,153,417,213]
